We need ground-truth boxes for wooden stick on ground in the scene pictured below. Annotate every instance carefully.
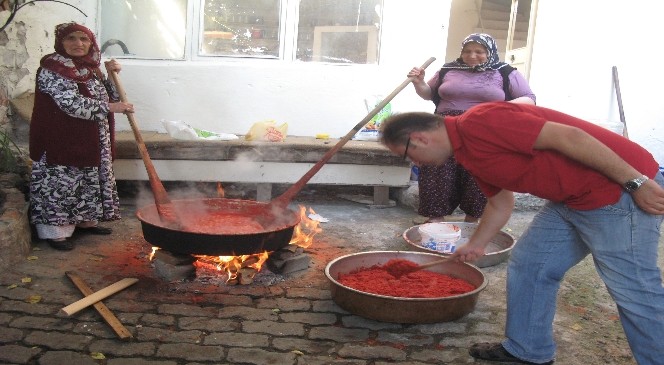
[61,274,138,317]
[64,272,133,340]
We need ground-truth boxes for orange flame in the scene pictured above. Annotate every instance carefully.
[194,251,269,282]
[289,206,323,248]
[216,182,225,198]
[149,205,321,284]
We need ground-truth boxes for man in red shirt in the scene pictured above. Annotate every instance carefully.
[380,101,664,365]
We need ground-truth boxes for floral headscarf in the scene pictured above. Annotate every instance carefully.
[441,33,509,72]
[40,22,101,82]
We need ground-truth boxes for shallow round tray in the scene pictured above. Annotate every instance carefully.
[403,222,515,268]
[325,250,487,323]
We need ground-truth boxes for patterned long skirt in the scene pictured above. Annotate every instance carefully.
[29,121,121,239]
[417,110,487,219]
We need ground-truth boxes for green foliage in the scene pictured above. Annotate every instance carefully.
[0,129,25,173]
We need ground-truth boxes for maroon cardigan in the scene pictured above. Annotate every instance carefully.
[29,68,115,167]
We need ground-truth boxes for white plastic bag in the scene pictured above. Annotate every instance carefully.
[161,120,238,141]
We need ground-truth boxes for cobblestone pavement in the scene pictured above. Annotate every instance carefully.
[0,186,658,365]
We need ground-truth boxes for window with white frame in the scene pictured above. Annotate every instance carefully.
[100,0,383,63]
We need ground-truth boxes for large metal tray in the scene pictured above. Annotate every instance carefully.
[325,251,487,323]
[403,222,515,267]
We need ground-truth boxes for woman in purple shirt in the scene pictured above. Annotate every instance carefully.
[408,33,536,223]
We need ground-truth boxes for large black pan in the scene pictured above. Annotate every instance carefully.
[136,57,436,256]
[136,198,299,256]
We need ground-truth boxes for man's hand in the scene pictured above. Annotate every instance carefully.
[449,190,514,263]
[632,179,664,215]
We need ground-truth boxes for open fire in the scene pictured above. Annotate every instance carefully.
[149,196,323,284]
[191,205,322,284]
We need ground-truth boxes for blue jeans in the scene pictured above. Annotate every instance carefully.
[503,172,664,365]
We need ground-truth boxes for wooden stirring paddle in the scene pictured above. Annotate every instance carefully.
[107,69,181,228]
[384,257,452,278]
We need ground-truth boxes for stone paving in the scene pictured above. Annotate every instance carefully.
[0,186,654,365]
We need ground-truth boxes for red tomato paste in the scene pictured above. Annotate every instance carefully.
[337,259,475,298]
[186,212,265,234]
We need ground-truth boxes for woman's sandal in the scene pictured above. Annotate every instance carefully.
[47,239,74,251]
[469,342,554,364]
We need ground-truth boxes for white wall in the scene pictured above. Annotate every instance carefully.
[529,0,663,164]
[2,0,95,96]
[4,0,661,165]
[2,0,448,138]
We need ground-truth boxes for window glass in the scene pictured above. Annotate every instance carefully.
[297,0,382,63]
[99,0,383,63]
[100,0,188,60]
[201,0,281,58]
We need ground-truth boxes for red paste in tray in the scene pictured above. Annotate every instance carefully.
[337,259,476,298]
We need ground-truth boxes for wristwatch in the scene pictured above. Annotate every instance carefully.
[623,175,649,192]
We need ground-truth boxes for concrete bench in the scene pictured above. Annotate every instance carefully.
[114,131,411,206]
[7,93,410,206]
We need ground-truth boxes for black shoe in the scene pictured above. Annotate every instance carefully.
[77,226,112,235]
[48,239,74,251]
[469,343,554,364]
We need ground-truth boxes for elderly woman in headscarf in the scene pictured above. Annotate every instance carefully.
[29,22,134,250]
[406,33,536,224]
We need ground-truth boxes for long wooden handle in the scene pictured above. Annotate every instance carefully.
[272,57,437,207]
[65,272,133,340]
[611,66,629,139]
[108,69,181,227]
[417,257,451,270]
[61,277,138,316]
[107,70,172,207]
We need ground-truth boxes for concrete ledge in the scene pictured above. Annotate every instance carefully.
[114,131,411,205]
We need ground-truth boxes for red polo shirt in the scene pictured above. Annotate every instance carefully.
[444,102,659,210]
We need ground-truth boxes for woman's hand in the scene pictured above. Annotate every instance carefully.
[109,102,134,114]
[104,59,122,74]
[408,67,425,81]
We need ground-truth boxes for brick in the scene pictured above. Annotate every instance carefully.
[153,258,196,281]
[286,287,331,300]
[33,350,96,365]
[338,343,407,361]
[178,316,239,332]
[204,332,269,347]
[73,321,120,339]
[279,311,337,325]
[226,347,297,364]
[308,327,370,342]
[243,320,305,336]
[218,306,278,321]
[107,359,178,365]
[9,315,73,331]
[267,251,311,274]
[272,337,336,354]
[312,299,349,314]
[341,315,402,330]
[156,343,224,362]
[141,313,175,327]
[24,330,92,350]
[255,297,311,311]
[157,303,218,317]
[0,326,23,342]
[0,344,41,363]
[138,326,203,344]
[89,339,156,356]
